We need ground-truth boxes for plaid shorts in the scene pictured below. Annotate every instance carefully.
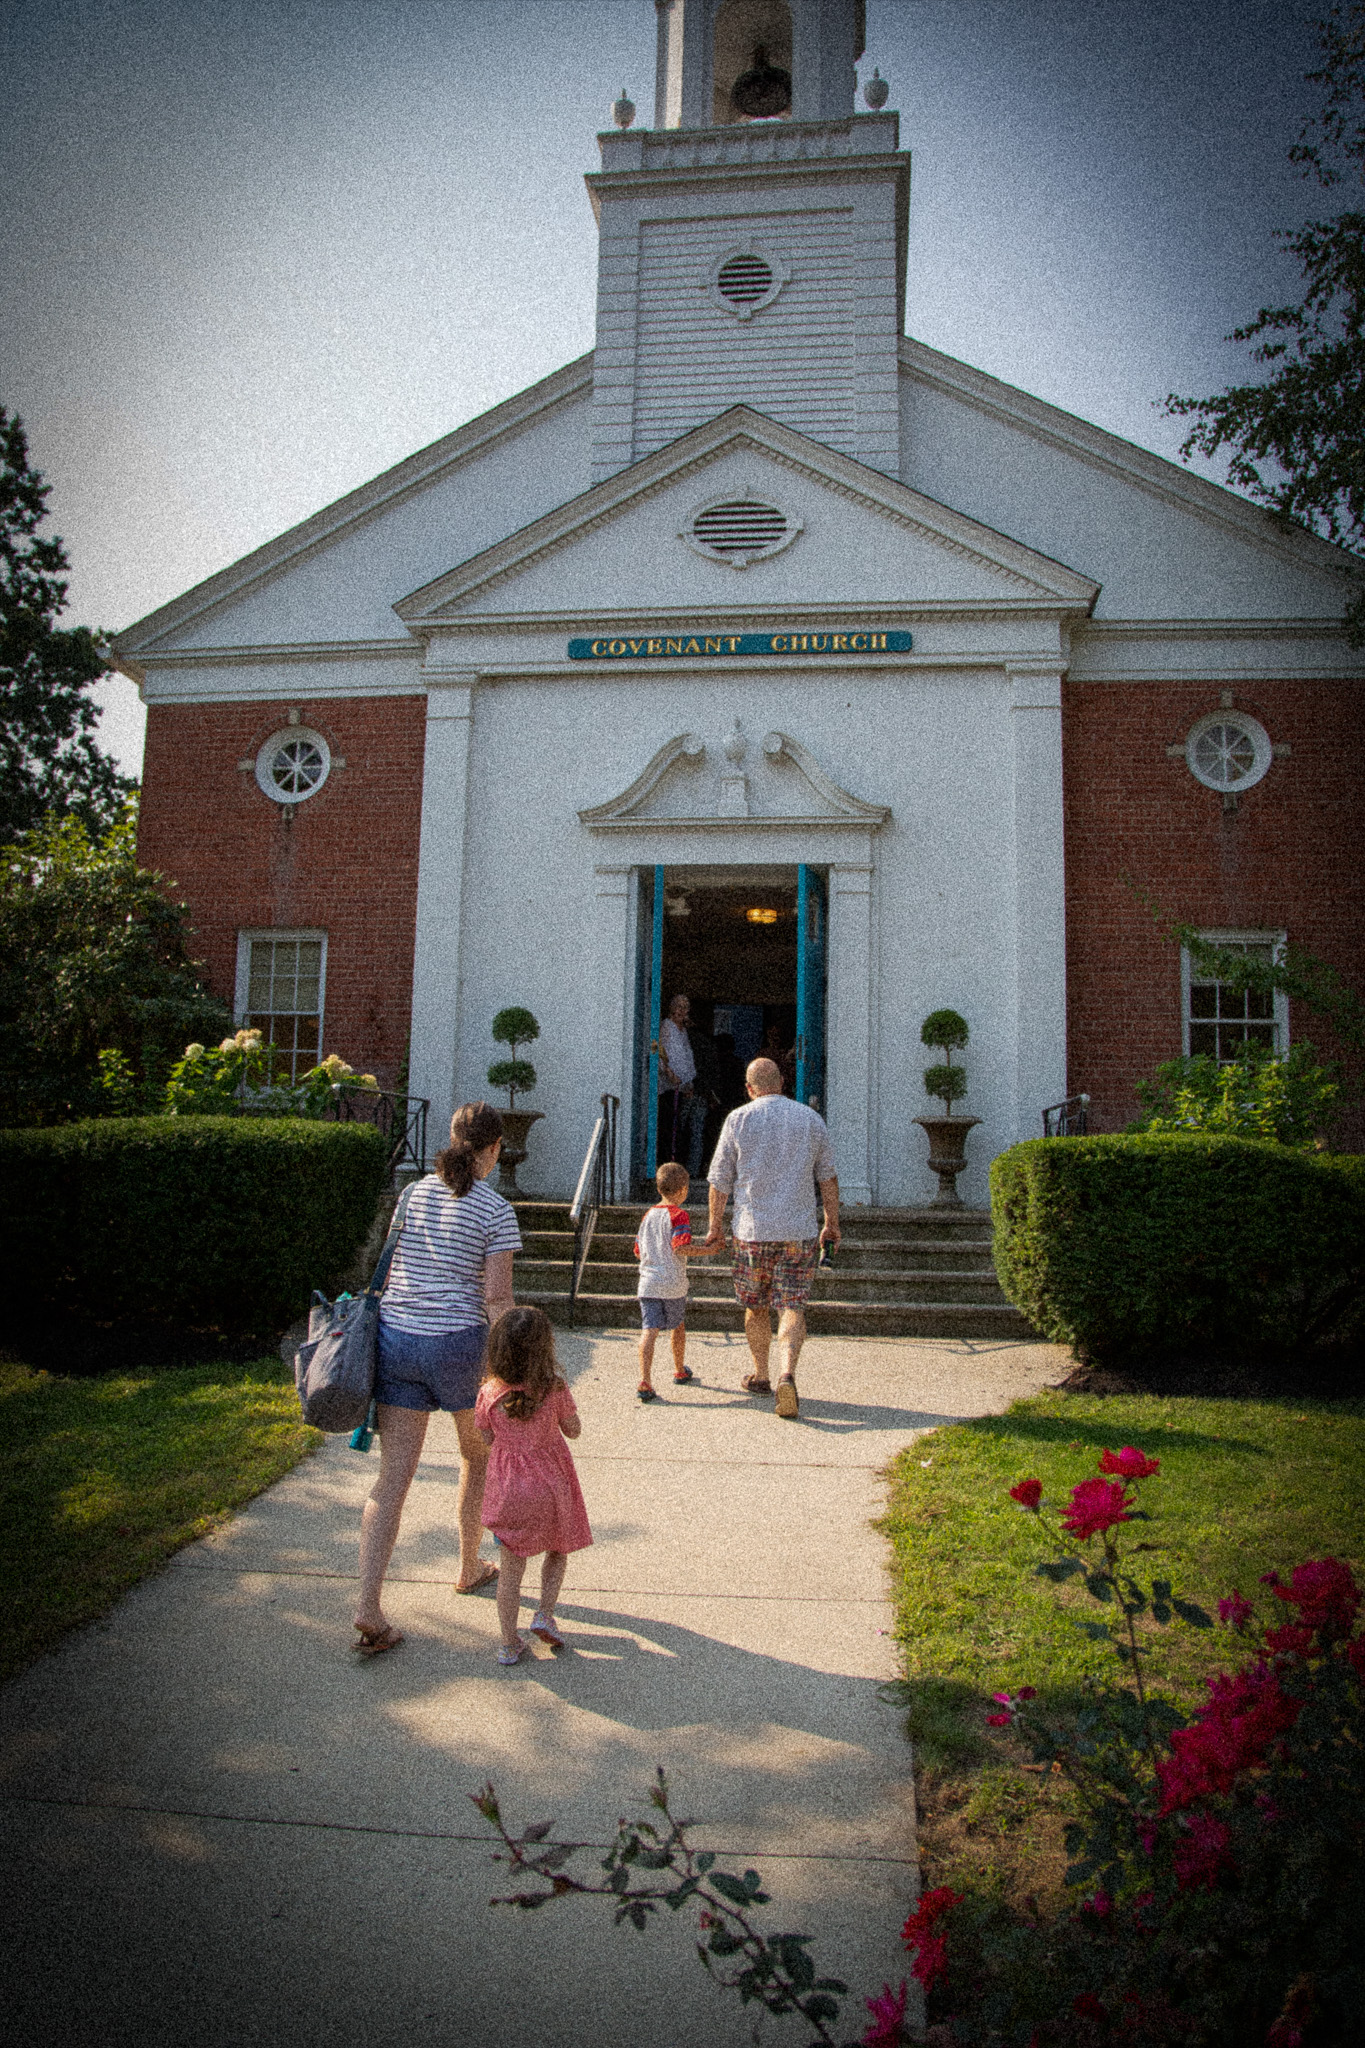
[730,1238,819,1310]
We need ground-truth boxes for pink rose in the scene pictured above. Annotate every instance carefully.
[862,1981,908,2046]
[1098,1446,1160,1479]
[1218,1590,1254,1629]
[1061,1476,1134,1541]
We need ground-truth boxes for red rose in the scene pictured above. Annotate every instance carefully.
[1060,1476,1134,1541]
[1098,1445,1160,1479]
[1009,1478,1043,1510]
[1172,1811,1232,1891]
[1273,1557,1361,1639]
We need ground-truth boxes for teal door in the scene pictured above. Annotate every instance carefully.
[645,862,665,1177]
[794,865,828,1112]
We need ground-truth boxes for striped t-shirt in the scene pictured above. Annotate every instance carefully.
[378,1175,522,1336]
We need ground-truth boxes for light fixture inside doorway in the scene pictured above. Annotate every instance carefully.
[746,907,779,925]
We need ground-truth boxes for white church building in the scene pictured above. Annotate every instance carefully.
[119,0,1364,1206]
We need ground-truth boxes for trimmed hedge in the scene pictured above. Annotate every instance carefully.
[0,1117,388,1334]
[991,1132,1365,1363]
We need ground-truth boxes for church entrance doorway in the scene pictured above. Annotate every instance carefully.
[631,863,828,1187]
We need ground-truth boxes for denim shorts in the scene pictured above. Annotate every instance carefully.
[639,1296,687,1331]
[374,1320,487,1412]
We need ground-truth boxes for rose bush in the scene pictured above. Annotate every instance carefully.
[899,1451,1365,2046]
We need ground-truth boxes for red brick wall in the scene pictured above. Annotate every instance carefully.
[138,696,426,1087]
[1063,678,1365,1133]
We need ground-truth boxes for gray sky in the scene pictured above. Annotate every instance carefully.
[0,0,1334,775]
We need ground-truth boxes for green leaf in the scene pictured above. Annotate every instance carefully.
[804,1994,840,2023]
[1075,1619,1115,1641]
[1172,1598,1214,1629]
[1085,1572,1115,1602]
[1152,1602,1173,1624]
[695,1851,715,1872]
[709,1871,754,1905]
[1152,1579,1173,1602]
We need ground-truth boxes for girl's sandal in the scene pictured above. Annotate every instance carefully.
[637,1383,657,1402]
[353,1623,404,1657]
[530,1611,565,1650]
[497,1638,526,1666]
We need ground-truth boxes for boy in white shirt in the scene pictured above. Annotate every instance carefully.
[633,1161,706,1401]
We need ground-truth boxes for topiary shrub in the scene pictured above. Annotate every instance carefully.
[991,1132,1365,1364]
[921,1008,969,1113]
[488,1006,540,1108]
[0,1117,388,1337]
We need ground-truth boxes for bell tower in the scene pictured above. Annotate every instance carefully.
[588,0,909,483]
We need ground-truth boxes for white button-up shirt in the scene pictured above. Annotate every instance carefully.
[708,1093,836,1243]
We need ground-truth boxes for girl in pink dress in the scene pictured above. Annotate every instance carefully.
[475,1306,592,1664]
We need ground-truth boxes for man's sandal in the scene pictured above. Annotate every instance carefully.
[775,1377,799,1420]
[455,1562,499,1595]
[741,1372,773,1396]
[673,1366,694,1384]
[353,1623,404,1657]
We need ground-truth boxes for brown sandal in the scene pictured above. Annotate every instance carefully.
[741,1372,773,1396]
[455,1562,499,1595]
[353,1623,404,1657]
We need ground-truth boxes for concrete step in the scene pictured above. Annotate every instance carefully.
[563,1231,997,1274]
[521,1290,1032,1339]
[514,1259,1007,1305]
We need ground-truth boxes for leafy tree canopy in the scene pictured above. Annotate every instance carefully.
[1166,3,1365,637]
[0,801,230,1125]
[1,407,133,840]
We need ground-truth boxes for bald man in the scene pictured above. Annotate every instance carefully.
[702,1057,840,1419]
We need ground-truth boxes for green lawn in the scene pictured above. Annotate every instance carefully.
[879,1389,1365,1900]
[0,1357,320,1683]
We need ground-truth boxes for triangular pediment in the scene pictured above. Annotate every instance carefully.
[578,725,889,832]
[394,407,1098,629]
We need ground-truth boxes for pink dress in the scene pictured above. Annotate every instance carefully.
[475,1379,593,1558]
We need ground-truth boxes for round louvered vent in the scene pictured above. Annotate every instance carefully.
[690,500,791,565]
[716,252,774,308]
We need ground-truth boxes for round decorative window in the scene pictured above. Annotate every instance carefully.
[255,727,332,804]
[682,492,802,568]
[1183,711,1272,793]
[707,243,789,321]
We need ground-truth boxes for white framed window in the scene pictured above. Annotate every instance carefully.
[255,726,331,803]
[1181,930,1288,1062]
[681,488,802,568]
[1183,711,1272,793]
[706,242,790,321]
[235,931,327,1082]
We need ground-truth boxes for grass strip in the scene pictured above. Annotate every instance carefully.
[879,1389,1365,1903]
[0,1357,320,1683]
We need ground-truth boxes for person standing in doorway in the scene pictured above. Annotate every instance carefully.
[702,1059,840,1420]
[659,993,706,1176]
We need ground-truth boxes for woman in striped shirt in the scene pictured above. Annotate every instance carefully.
[352,1101,523,1655]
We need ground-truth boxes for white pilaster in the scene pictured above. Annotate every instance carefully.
[408,668,476,1147]
[591,863,637,1185]
[826,860,875,1205]
[1008,665,1068,1143]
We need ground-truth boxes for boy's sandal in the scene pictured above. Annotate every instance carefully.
[353,1623,404,1657]
[741,1372,773,1396]
[455,1562,499,1595]
[775,1376,800,1420]
[530,1611,565,1650]
[673,1366,694,1383]
[637,1383,657,1401]
[497,1639,526,1666]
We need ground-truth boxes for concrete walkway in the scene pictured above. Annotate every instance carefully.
[1,1329,1066,2047]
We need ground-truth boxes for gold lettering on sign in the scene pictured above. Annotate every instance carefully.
[591,640,608,655]
[832,634,849,651]
[608,640,626,656]
[704,637,722,653]
[726,637,741,652]
[850,634,868,651]
[665,639,683,655]
[770,635,788,652]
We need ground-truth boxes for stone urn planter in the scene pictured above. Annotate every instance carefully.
[496,1110,544,1195]
[913,1114,981,1208]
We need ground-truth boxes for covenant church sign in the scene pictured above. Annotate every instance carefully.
[568,629,914,659]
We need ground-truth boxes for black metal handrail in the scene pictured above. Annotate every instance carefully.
[325,1085,429,1172]
[568,1093,619,1325]
[1042,1093,1090,1137]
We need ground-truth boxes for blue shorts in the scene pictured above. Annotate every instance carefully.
[639,1296,687,1331]
[375,1321,487,1411]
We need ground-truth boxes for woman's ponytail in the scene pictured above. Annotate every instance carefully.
[435,1100,505,1198]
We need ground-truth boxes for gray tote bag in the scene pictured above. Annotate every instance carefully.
[294,1182,417,1432]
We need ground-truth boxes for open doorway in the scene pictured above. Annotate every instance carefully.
[632,864,827,1187]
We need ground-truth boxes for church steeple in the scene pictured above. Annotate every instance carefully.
[588,0,906,483]
[654,0,865,130]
